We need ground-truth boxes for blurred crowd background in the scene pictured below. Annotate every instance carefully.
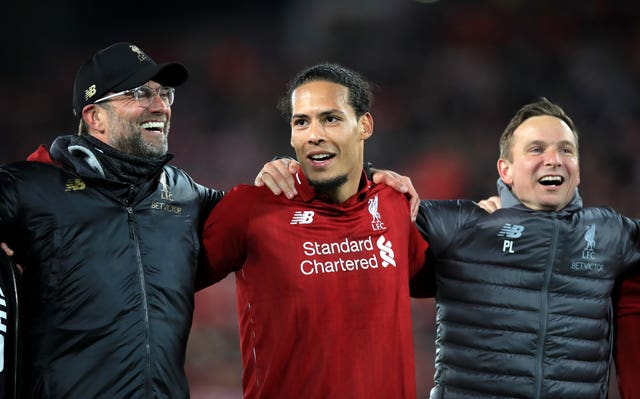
[2,0,637,397]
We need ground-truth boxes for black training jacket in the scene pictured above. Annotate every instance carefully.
[412,180,640,399]
[0,136,222,398]
[0,251,19,399]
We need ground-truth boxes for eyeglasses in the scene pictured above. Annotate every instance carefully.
[93,85,175,107]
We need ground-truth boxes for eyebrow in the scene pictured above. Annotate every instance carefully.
[527,139,576,148]
[291,109,345,121]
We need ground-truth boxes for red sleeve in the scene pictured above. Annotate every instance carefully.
[408,223,428,278]
[615,274,640,399]
[196,185,253,290]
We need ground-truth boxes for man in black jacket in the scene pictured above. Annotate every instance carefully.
[0,41,219,399]
[410,98,640,398]
[0,42,310,399]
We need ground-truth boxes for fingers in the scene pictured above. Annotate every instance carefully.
[254,172,264,187]
[404,178,420,223]
[371,169,420,222]
[1,243,23,274]
[372,169,407,193]
[287,159,301,175]
[254,158,299,199]
[1,242,14,257]
[477,196,501,213]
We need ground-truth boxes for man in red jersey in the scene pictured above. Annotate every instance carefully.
[198,63,428,398]
[257,98,640,399]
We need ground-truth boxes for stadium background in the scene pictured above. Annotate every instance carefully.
[2,1,637,397]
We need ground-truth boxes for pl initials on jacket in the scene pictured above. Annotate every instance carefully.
[412,180,640,399]
[0,135,221,398]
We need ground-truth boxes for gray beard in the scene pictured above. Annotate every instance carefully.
[104,104,170,159]
[113,132,168,159]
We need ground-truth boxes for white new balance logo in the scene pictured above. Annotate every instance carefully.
[290,210,315,225]
[497,223,525,238]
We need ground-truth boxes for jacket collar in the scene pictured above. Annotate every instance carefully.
[30,135,172,183]
[497,178,583,212]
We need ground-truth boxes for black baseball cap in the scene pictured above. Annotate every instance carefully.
[72,42,188,116]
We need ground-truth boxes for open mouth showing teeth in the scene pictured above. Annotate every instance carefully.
[308,154,335,161]
[141,121,165,132]
[539,176,564,186]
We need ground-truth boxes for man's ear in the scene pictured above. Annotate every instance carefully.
[81,104,107,135]
[359,112,373,140]
[497,158,513,185]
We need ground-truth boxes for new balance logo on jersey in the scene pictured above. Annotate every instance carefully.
[291,210,315,225]
[497,223,525,254]
[65,178,86,191]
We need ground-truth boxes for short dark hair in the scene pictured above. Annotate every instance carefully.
[499,97,578,161]
[277,63,374,119]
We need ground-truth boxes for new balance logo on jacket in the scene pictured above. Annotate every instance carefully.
[497,223,524,238]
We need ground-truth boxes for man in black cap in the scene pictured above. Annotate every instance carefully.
[72,42,188,158]
[0,42,296,398]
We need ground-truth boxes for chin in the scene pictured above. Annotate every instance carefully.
[540,199,568,211]
[307,174,348,193]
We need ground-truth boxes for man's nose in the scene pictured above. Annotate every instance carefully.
[307,121,325,143]
[148,92,169,112]
[544,149,562,166]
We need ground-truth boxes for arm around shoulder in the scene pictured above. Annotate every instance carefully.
[195,185,255,290]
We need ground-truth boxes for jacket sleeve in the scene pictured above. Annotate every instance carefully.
[410,199,482,297]
[195,183,225,238]
[0,251,19,399]
[0,170,19,397]
[414,199,483,255]
[407,222,429,280]
[0,168,18,243]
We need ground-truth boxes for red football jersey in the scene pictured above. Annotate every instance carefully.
[615,274,640,399]
[200,170,428,398]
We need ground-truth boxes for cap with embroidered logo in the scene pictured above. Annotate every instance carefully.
[72,42,188,116]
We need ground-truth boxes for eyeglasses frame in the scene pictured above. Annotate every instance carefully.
[93,85,175,107]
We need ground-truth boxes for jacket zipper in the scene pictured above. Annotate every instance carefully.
[126,193,152,399]
[534,215,559,398]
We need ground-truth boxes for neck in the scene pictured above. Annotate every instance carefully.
[312,170,363,204]
[333,174,362,203]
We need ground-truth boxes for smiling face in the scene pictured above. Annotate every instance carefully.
[83,80,171,158]
[498,115,580,211]
[289,80,373,203]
